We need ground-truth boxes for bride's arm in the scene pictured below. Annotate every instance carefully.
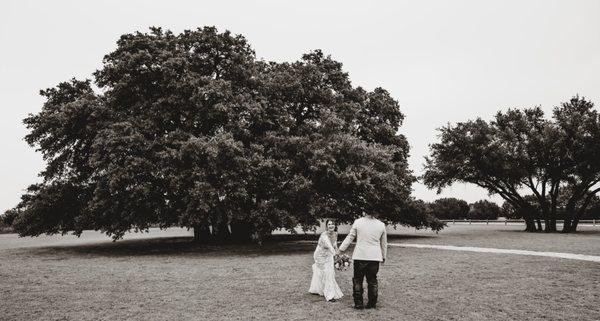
[333,232,339,251]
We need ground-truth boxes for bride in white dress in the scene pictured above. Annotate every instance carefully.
[309,220,343,301]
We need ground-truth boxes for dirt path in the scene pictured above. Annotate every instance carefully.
[390,243,600,263]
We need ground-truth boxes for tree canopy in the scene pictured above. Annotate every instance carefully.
[9,26,441,242]
[424,96,600,232]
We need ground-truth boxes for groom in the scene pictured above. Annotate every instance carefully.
[338,211,388,309]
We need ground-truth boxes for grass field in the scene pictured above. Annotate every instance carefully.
[1,225,600,321]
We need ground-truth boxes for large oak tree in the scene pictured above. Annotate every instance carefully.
[9,27,441,242]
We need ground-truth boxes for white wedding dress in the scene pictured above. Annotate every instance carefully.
[309,232,343,301]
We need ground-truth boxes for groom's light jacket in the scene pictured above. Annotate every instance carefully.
[339,216,387,262]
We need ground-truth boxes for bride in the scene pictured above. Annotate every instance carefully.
[309,219,343,301]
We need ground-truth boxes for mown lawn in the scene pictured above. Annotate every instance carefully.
[1,226,599,321]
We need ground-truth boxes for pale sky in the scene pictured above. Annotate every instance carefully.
[1,0,600,213]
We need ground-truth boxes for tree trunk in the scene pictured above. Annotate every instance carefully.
[193,224,212,242]
[230,221,254,243]
[543,219,551,232]
[562,203,576,233]
[569,191,598,233]
[213,219,231,242]
[548,187,558,232]
[562,219,572,233]
[547,206,557,232]
[519,205,537,232]
[540,201,550,232]
[524,217,537,232]
[570,218,579,232]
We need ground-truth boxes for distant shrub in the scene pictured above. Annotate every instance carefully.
[429,198,470,220]
[0,209,17,233]
[401,199,445,232]
[469,200,502,220]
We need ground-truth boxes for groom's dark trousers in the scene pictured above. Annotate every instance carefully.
[353,260,379,307]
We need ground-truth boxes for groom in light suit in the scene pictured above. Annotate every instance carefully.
[338,212,387,309]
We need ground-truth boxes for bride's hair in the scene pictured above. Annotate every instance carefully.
[325,219,337,232]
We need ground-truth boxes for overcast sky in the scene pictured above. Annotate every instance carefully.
[1,0,599,213]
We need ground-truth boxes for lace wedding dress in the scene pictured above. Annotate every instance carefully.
[309,232,343,301]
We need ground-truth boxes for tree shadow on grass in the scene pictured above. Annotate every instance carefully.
[12,232,436,258]
[387,234,437,241]
[19,235,317,258]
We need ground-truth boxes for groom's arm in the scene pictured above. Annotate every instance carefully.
[380,228,387,263]
[339,221,357,252]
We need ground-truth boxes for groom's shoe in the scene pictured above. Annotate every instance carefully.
[365,303,376,309]
[353,305,364,310]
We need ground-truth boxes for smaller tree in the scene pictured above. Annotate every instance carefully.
[424,96,600,232]
[469,200,502,220]
[429,198,470,220]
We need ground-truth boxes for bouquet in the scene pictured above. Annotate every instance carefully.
[334,254,351,271]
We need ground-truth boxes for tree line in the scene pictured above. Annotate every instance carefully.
[425,197,600,221]
[427,198,501,220]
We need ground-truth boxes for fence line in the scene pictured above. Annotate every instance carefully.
[442,219,597,226]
